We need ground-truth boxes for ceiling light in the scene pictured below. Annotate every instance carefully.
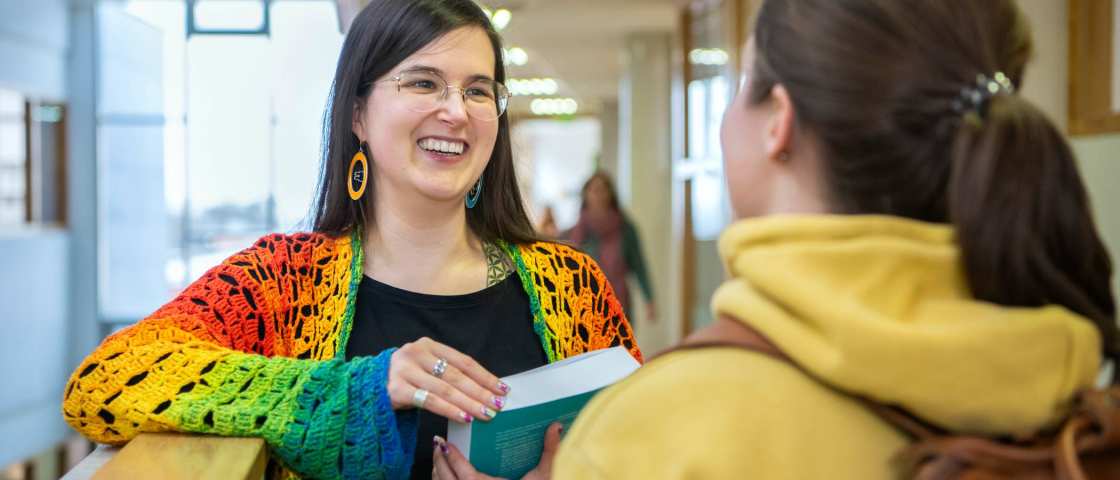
[507,78,559,96]
[491,9,512,31]
[689,48,729,66]
[530,98,579,116]
[503,47,528,66]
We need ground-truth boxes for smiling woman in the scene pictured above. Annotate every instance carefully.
[60,1,641,479]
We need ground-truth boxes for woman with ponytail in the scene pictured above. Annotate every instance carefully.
[543,0,1119,478]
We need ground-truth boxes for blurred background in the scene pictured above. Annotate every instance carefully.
[1,0,1118,477]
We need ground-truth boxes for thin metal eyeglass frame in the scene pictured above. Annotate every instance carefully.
[370,73,510,121]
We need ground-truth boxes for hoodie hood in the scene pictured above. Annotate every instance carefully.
[712,215,1101,436]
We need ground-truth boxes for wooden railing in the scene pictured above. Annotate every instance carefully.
[67,433,267,480]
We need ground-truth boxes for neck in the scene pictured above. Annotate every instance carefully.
[764,148,830,216]
[364,185,486,295]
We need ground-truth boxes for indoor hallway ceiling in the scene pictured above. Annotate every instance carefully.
[337,0,683,117]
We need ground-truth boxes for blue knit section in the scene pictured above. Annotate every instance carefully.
[370,349,418,480]
[343,355,384,480]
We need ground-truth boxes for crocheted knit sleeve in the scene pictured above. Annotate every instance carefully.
[61,233,417,480]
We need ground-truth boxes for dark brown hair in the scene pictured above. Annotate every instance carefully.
[749,0,1119,372]
[579,170,621,213]
[311,0,539,246]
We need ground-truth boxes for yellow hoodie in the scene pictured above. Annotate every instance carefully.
[554,215,1102,479]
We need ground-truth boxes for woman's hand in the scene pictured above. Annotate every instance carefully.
[432,422,563,480]
[388,337,508,423]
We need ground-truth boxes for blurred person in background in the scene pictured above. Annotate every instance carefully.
[545,0,1120,478]
[536,205,559,238]
[564,171,656,323]
[60,1,639,479]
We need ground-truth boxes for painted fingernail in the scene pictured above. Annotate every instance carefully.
[498,381,510,393]
[434,436,448,455]
[492,396,505,410]
[481,406,497,419]
[433,436,441,448]
[460,412,474,423]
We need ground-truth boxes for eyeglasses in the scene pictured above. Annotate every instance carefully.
[373,69,510,122]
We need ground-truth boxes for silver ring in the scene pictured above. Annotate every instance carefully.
[431,358,448,378]
[412,388,430,409]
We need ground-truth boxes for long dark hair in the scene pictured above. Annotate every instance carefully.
[750,0,1119,373]
[311,0,538,246]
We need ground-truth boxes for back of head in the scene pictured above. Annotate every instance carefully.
[750,0,1118,374]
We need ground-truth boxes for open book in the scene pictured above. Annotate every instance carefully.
[447,346,640,478]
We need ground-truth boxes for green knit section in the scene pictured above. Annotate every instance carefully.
[502,241,558,362]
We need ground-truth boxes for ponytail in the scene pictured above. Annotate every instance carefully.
[948,94,1120,379]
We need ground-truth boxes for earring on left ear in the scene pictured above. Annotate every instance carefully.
[465,176,483,209]
[348,142,369,201]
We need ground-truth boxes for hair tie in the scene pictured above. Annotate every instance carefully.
[952,72,1015,118]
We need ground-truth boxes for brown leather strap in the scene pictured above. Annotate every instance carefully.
[656,315,788,361]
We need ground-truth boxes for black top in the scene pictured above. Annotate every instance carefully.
[345,273,548,479]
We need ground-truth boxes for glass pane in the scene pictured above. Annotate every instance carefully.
[124,0,189,288]
[96,3,169,320]
[193,0,265,31]
[187,34,272,279]
[99,124,169,318]
[687,79,706,160]
[706,75,727,160]
[0,124,25,161]
[270,0,343,229]
[0,90,23,115]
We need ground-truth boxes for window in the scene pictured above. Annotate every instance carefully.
[0,90,67,227]
[0,90,27,225]
[125,0,343,294]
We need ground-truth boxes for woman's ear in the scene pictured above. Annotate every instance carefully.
[351,101,366,140]
[765,84,795,163]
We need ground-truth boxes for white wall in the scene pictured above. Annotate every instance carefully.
[0,0,68,99]
[619,32,673,353]
[0,0,74,467]
[0,229,71,467]
[1017,0,1120,302]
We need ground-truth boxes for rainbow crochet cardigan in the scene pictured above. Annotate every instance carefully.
[62,232,641,479]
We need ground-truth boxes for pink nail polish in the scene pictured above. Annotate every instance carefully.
[440,441,449,455]
[498,381,510,393]
[461,412,474,423]
[493,396,505,409]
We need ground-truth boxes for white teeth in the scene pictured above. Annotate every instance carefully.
[419,138,465,155]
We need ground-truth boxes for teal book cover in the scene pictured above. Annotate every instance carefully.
[447,347,639,478]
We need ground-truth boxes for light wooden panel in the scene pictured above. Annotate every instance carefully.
[1069,0,1120,135]
[93,433,267,480]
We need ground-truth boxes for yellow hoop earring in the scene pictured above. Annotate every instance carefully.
[348,143,369,201]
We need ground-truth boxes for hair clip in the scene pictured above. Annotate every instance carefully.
[951,72,1015,117]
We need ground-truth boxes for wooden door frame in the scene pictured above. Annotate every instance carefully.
[1069,0,1120,135]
